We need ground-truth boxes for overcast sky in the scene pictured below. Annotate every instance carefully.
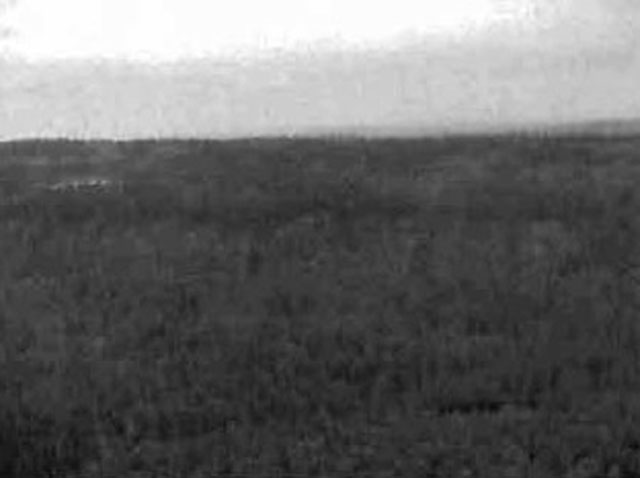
[1,0,639,139]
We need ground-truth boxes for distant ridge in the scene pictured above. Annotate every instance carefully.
[2,119,640,143]
[541,118,640,138]
[308,118,640,139]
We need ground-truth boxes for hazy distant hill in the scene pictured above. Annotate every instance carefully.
[311,118,640,139]
[2,119,640,145]
[545,118,640,138]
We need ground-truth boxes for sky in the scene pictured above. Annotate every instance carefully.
[1,0,640,139]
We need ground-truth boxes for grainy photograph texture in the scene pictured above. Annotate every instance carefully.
[1,1,640,477]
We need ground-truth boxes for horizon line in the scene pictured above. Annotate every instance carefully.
[2,117,640,144]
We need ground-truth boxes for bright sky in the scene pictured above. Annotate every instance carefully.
[1,0,639,139]
[2,0,543,61]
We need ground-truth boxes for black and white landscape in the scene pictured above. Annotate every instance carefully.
[2,1,640,477]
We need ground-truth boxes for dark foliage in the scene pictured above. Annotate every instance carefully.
[2,136,640,477]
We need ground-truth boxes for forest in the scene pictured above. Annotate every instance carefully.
[1,135,640,477]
